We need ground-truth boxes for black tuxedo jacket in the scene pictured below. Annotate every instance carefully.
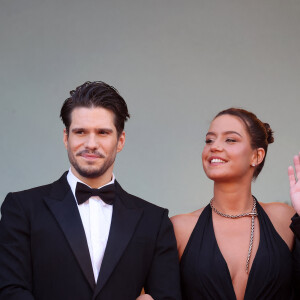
[0,173,181,300]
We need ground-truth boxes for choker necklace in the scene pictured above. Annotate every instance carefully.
[210,197,258,274]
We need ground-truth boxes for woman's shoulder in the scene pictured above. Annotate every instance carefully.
[259,201,295,250]
[259,201,295,222]
[171,207,204,223]
[171,207,205,258]
[171,207,206,234]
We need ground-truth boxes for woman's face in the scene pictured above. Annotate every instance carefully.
[202,114,257,182]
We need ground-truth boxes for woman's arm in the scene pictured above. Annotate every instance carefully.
[136,294,154,300]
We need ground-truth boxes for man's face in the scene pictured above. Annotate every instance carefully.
[63,107,125,185]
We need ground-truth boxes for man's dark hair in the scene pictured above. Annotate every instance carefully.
[60,81,130,137]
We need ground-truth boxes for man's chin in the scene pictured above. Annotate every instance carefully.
[74,166,106,179]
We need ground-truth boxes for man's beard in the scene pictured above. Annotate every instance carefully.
[68,149,116,179]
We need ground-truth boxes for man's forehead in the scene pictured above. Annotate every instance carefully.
[70,107,116,128]
[71,106,113,115]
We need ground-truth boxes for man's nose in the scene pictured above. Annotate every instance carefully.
[85,134,98,149]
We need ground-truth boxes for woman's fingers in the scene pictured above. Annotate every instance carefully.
[288,165,296,187]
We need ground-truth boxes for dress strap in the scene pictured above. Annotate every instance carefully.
[180,204,211,264]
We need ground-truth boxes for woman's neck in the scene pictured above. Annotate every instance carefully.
[212,181,253,215]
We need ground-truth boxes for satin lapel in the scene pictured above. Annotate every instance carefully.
[93,194,143,297]
[44,183,95,290]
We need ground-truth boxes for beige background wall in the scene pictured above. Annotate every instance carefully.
[1,0,300,216]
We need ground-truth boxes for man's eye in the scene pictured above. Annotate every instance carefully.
[99,130,108,135]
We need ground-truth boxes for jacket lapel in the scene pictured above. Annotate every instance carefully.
[44,174,95,290]
[93,182,143,298]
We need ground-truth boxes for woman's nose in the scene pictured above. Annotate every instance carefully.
[210,141,223,152]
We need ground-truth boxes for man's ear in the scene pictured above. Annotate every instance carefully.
[63,128,68,149]
[251,148,265,166]
[117,131,126,153]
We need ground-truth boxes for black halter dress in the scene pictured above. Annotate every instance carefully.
[180,201,296,299]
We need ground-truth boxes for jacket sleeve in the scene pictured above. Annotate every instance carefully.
[0,193,35,300]
[144,209,182,300]
[291,213,300,297]
[290,213,300,239]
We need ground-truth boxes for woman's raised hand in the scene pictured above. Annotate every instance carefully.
[288,153,300,215]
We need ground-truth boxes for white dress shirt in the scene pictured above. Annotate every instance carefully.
[67,169,114,282]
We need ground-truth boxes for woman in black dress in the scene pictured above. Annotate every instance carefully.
[172,108,299,299]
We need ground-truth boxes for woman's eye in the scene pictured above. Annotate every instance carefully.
[205,139,213,144]
[226,138,236,143]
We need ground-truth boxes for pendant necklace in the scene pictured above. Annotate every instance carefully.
[210,196,258,274]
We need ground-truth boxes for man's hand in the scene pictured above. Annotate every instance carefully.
[288,153,300,214]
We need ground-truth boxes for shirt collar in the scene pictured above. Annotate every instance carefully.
[67,168,115,200]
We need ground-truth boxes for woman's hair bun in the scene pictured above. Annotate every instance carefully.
[264,123,274,144]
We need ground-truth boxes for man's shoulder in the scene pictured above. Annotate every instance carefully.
[5,173,68,203]
[13,182,53,194]
[115,181,167,213]
[125,191,166,211]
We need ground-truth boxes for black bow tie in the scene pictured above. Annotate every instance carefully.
[75,182,115,205]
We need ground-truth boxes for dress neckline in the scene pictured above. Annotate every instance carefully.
[209,202,262,300]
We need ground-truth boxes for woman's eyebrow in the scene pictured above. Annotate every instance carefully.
[206,131,242,137]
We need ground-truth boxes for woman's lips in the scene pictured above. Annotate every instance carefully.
[209,157,227,164]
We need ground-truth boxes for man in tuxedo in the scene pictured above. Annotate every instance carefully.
[0,81,181,300]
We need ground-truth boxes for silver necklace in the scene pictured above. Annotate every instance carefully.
[210,197,258,274]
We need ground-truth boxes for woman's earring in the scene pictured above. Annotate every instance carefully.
[251,163,256,167]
